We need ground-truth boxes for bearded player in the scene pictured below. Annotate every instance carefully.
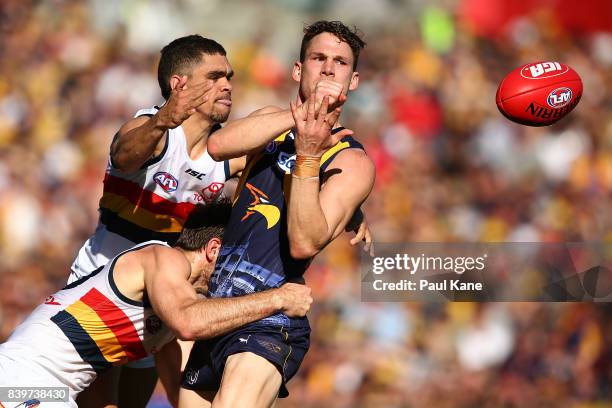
[0,202,313,408]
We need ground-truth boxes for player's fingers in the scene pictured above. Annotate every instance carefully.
[190,92,210,108]
[349,229,360,245]
[192,79,214,95]
[334,128,354,139]
[291,101,306,133]
[307,92,316,122]
[329,125,351,146]
[358,220,367,240]
[328,133,341,147]
[326,104,343,126]
[350,222,366,246]
[317,96,329,127]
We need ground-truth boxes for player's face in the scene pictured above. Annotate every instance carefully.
[292,32,359,101]
[190,54,233,123]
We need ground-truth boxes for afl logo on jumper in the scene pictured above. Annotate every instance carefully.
[154,172,178,192]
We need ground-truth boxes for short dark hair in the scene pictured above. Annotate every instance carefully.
[300,20,366,70]
[158,35,226,100]
[174,199,232,251]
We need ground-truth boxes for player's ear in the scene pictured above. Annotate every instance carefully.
[348,71,359,91]
[169,75,184,91]
[205,238,222,263]
[292,61,302,83]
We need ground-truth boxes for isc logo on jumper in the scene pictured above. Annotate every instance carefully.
[185,168,206,180]
[153,172,178,192]
[521,62,568,79]
[547,87,572,108]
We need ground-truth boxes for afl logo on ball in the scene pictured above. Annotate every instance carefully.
[547,87,573,108]
[146,315,162,334]
[154,172,178,192]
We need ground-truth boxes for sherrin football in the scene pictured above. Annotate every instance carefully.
[496,61,582,126]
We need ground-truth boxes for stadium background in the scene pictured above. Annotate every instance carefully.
[0,0,610,407]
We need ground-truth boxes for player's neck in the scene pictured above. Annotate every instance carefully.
[181,114,216,160]
[178,248,199,284]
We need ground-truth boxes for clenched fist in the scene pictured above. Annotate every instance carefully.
[275,283,313,317]
[296,80,346,119]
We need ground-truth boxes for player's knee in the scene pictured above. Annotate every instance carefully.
[214,353,282,408]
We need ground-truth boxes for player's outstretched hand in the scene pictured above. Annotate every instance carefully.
[276,283,313,317]
[157,76,212,128]
[290,93,353,157]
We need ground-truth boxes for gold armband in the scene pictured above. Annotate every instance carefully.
[293,155,320,178]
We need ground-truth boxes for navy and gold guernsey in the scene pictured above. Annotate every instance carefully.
[208,127,363,326]
[183,127,364,397]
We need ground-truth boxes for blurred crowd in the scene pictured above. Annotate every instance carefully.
[0,0,610,407]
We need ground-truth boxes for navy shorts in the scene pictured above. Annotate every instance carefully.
[181,321,310,398]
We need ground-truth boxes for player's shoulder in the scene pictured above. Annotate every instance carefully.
[332,147,372,167]
[140,244,190,278]
[248,105,284,117]
[325,145,374,180]
[117,105,160,135]
[150,244,187,265]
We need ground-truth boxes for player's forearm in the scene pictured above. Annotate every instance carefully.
[207,110,295,160]
[179,290,283,340]
[287,176,330,259]
[111,114,168,172]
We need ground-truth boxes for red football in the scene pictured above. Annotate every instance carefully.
[496,61,583,126]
